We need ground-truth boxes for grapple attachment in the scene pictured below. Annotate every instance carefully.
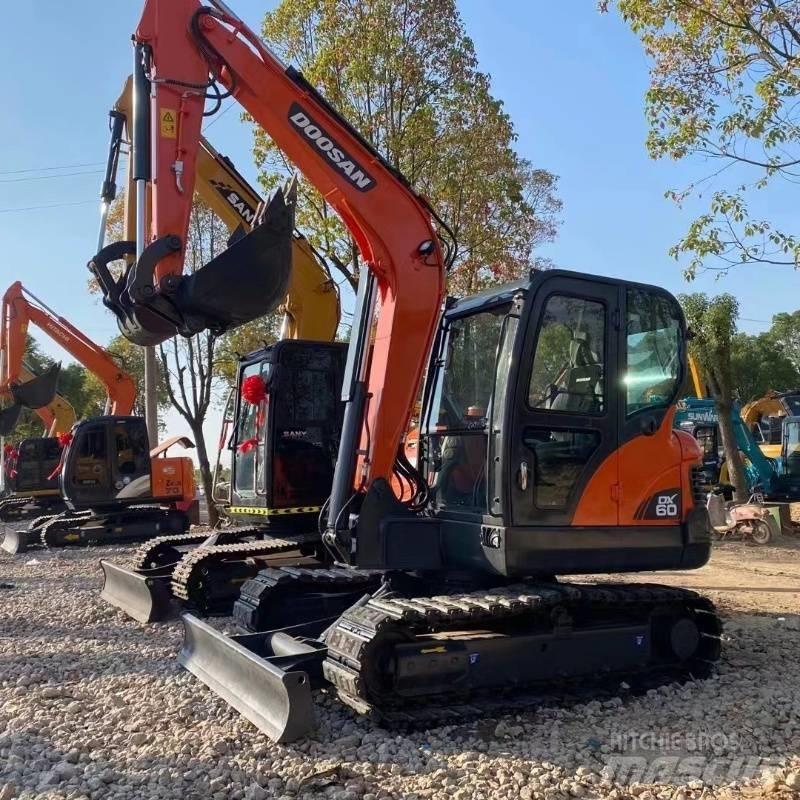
[99,559,178,623]
[90,183,296,348]
[10,363,61,410]
[178,613,326,743]
[0,403,22,436]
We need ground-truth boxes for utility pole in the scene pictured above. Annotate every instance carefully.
[144,347,159,447]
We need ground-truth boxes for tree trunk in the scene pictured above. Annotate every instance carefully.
[715,399,750,502]
[190,421,220,528]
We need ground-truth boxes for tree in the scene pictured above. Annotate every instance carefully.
[158,198,228,526]
[680,293,749,500]
[252,0,562,294]
[731,331,800,401]
[215,313,283,387]
[769,309,800,372]
[608,1,800,278]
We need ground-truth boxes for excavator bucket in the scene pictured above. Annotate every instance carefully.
[0,403,22,436]
[172,184,295,335]
[99,559,178,623]
[178,614,326,743]
[10,363,60,410]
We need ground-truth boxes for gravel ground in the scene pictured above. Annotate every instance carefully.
[0,531,798,800]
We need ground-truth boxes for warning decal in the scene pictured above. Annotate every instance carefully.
[160,108,177,138]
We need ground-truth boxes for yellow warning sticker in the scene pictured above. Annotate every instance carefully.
[160,108,177,138]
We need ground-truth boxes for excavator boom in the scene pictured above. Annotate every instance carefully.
[108,1,445,494]
[1,282,136,417]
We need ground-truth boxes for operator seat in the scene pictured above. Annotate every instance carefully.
[548,335,603,414]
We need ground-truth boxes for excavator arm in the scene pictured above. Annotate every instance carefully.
[110,76,339,343]
[1,283,137,417]
[109,1,447,503]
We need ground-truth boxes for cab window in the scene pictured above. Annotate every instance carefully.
[528,295,605,414]
[625,289,682,416]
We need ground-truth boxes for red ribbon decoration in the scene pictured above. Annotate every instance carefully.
[57,431,73,448]
[238,437,259,454]
[241,375,267,405]
[3,444,14,456]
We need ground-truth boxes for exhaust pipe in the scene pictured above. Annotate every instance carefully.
[178,613,327,743]
[10,363,60,410]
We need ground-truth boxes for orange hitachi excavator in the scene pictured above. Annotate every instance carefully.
[94,0,720,742]
[0,283,196,554]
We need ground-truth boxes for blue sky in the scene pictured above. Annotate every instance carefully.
[1,1,795,449]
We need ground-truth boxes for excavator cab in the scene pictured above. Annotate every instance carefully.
[229,340,348,531]
[12,438,63,495]
[61,417,152,510]
[411,270,710,577]
[780,417,800,492]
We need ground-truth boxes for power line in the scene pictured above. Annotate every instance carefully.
[203,100,236,131]
[0,161,104,177]
[0,200,96,214]
[0,169,105,184]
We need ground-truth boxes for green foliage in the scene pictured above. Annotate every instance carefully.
[679,292,749,499]
[608,1,800,278]
[215,313,283,388]
[253,0,562,294]
[731,331,800,401]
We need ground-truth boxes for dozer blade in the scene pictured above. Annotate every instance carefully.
[1,529,30,554]
[172,183,295,336]
[0,403,22,436]
[10,363,60,409]
[178,613,326,743]
[99,560,178,624]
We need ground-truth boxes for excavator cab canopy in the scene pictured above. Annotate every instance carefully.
[61,416,152,511]
[229,340,347,529]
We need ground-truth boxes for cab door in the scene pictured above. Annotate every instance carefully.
[509,275,621,527]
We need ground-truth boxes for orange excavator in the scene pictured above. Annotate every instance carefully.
[0,366,76,524]
[0,281,134,531]
[96,0,720,743]
[0,283,196,553]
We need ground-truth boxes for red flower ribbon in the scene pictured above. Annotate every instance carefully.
[238,437,259,454]
[241,375,267,405]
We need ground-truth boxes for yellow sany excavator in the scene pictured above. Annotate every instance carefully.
[98,76,341,621]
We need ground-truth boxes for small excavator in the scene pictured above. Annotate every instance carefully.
[0,365,77,524]
[741,390,800,459]
[0,283,197,553]
[96,79,343,623]
[97,0,722,744]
